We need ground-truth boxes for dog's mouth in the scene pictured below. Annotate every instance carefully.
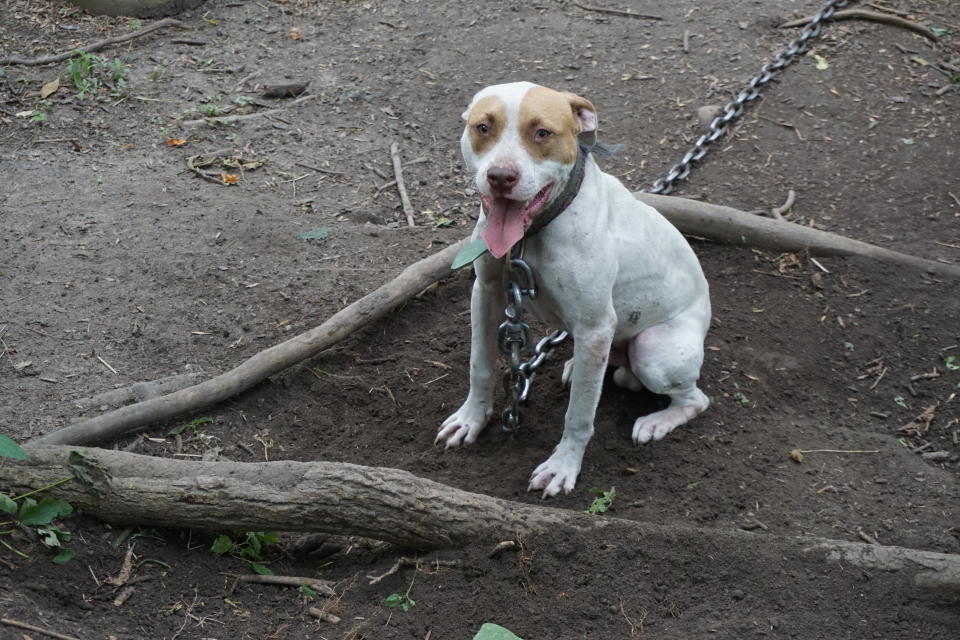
[479,183,553,259]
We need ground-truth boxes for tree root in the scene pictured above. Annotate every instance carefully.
[0,18,185,66]
[5,444,960,592]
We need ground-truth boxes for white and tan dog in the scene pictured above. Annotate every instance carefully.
[437,81,711,497]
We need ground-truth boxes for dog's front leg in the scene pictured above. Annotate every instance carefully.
[529,319,614,497]
[436,256,505,447]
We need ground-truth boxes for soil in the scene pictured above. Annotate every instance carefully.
[2,0,960,638]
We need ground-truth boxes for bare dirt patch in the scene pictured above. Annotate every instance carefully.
[2,1,959,638]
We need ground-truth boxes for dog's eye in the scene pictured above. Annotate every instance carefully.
[476,123,490,134]
[535,128,552,139]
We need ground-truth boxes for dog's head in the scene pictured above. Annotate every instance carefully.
[460,82,598,258]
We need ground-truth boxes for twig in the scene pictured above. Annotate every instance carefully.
[780,9,936,40]
[390,142,416,227]
[182,94,318,128]
[1,618,81,640]
[307,607,342,624]
[771,189,796,220]
[295,162,346,176]
[96,354,119,376]
[800,449,881,454]
[229,573,336,595]
[858,528,881,545]
[682,29,691,54]
[573,3,662,20]
[0,19,184,66]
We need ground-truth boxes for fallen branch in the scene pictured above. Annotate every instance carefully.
[181,94,319,128]
[74,371,207,411]
[0,617,81,640]
[573,3,662,20]
[31,237,467,446]
[635,192,960,279]
[0,19,184,66]
[780,8,936,40]
[390,142,417,227]
[5,445,960,592]
[230,573,335,595]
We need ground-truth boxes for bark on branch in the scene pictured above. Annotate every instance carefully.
[4,445,959,592]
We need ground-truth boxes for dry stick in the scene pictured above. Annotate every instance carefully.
[31,238,468,446]
[573,2,662,20]
[7,445,960,592]
[307,607,342,624]
[390,142,416,227]
[780,8,936,40]
[0,18,184,66]
[182,94,319,128]
[230,573,336,595]
[0,617,81,640]
[634,193,960,279]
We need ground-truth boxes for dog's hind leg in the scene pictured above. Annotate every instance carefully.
[627,317,709,444]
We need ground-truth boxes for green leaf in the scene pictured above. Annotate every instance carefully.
[900,138,914,145]
[258,531,280,545]
[385,593,402,607]
[210,535,234,554]
[944,355,959,371]
[296,227,332,241]
[0,494,16,514]
[250,562,273,575]
[474,623,524,640]
[814,54,829,70]
[299,584,318,597]
[52,548,76,565]
[0,434,28,460]
[19,498,73,526]
[451,237,489,270]
[931,26,950,38]
[37,527,62,547]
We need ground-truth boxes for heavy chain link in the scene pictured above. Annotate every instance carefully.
[646,0,850,195]
[497,0,848,429]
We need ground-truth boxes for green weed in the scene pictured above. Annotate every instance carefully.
[586,486,616,515]
[210,530,279,574]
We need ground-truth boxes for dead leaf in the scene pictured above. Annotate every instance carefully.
[288,26,301,40]
[898,404,937,437]
[106,546,135,587]
[221,173,239,185]
[166,137,187,147]
[789,449,804,463]
[778,252,801,273]
[40,77,60,98]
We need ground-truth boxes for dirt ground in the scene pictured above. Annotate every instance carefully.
[2,0,960,638]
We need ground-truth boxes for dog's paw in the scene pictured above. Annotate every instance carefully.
[561,358,574,388]
[632,411,680,445]
[528,449,583,498]
[436,403,492,448]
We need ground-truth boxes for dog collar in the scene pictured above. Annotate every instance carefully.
[522,144,588,239]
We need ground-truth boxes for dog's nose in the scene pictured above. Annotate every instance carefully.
[486,167,519,194]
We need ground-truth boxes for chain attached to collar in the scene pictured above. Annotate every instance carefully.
[498,243,568,431]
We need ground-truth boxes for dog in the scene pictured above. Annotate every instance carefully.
[437,81,711,497]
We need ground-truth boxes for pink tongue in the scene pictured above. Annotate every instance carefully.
[481,198,526,259]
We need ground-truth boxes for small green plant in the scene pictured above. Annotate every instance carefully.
[299,584,318,597]
[1,437,76,564]
[586,486,616,515]
[385,565,418,612]
[129,19,142,30]
[210,531,278,574]
[168,416,213,437]
[385,591,416,612]
[68,50,128,99]
[944,355,959,371]
[201,104,222,117]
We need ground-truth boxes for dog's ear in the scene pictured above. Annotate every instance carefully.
[565,93,598,146]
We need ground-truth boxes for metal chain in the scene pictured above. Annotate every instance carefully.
[497,0,848,429]
[646,0,850,195]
